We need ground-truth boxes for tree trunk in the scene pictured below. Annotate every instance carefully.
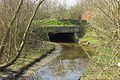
[0,0,45,70]
[0,0,23,60]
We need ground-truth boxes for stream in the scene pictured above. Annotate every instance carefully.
[19,43,88,80]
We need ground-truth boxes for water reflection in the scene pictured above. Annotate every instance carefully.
[58,43,88,59]
[28,59,83,80]
[26,43,87,80]
[20,43,88,80]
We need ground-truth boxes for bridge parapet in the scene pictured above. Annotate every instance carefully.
[34,25,82,33]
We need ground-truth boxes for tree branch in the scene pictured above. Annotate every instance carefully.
[0,0,23,58]
[0,0,45,70]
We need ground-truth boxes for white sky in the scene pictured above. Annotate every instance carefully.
[34,0,77,6]
[59,0,77,6]
[66,0,77,6]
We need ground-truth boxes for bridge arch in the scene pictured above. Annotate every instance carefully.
[32,25,84,43]
[48,32,78,43]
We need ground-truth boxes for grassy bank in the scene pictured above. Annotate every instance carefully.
[80,27,120,80]
[0,42,55,77]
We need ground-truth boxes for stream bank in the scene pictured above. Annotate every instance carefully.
[1,41,95,80]
[0,42,60,80]
[19,43,91,80]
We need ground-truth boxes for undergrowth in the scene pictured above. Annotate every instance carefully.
[80,27,120,80]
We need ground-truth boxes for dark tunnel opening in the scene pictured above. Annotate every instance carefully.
[48,32,79,43]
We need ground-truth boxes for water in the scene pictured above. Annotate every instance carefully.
[20,43,88,80]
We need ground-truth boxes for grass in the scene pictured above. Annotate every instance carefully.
[0,42,55,77]
[79,27,120,80]
[80,27,99,45]
[9,43,55,70]
[32,19,84,26]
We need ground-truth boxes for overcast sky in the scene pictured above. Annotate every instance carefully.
[34,0,77,6]
[66,0,77,6]
[59,0,77,6]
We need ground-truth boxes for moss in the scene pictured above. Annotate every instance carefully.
[32,19,87,26]
[9,43,55,70]
[0,42,55,77]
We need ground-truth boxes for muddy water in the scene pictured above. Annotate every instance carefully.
[21,43,88,80]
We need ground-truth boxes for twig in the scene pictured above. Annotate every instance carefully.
[0,0,45,70]
[108,50,120,65]
[82,46,91,59]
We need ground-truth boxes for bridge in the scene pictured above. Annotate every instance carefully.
[33,25,82,33]
[32,25,83,43]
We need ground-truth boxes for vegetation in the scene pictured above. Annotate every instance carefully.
[80,27,120,79]
[0,43,54,77]
[79,0,120,79]
[0,0,46,77]
[9,43,55,71]
[57,43,96,60]
[0,0,119,79]
[33,19,79,25]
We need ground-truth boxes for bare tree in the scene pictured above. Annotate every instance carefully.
[90,0,120,55]
[0,0,45,70]
[0,0,23,63]
[81,0,120,79]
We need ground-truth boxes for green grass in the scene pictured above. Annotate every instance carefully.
[79,27,120,80]
[80,27,99,45]
[32,19,84,26]
[9,43,55,70]
[0,42,55,77]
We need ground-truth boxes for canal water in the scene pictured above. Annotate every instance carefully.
[20,43,88,80]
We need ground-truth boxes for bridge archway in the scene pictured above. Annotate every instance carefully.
[48,32,78,43]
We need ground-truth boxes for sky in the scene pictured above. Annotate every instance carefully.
[66,0,77,6]
[34,0,77,7]
[59,0,77,6]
